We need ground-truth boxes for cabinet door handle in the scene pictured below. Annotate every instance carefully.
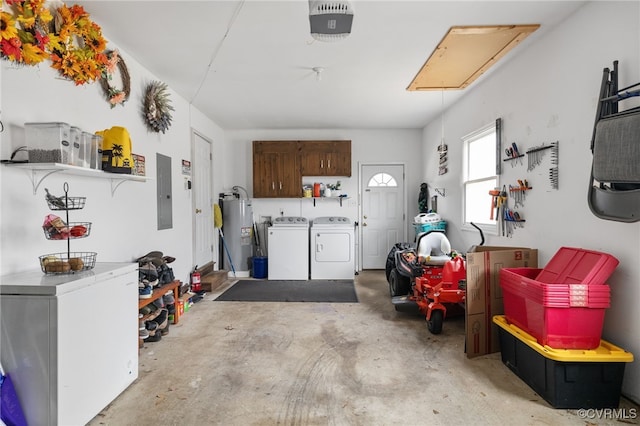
[328,160,331,169]
[272,182,275,190]
[321,159,324,169]
[279,182,282,190]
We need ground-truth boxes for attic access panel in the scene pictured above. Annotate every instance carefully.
[407,25,540,91]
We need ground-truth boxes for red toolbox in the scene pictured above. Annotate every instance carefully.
[500,247,618,349]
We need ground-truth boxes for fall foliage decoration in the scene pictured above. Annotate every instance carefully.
[143,81,174,133]
[49,4,108,85]
[100,50,130,108]
[1,0,54,65]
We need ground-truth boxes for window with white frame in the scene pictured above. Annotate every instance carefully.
[368,173,398,187]
[462,120,499,232]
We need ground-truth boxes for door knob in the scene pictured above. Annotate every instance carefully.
[363,215,368,219]
[363,223,367,226]
[195,208,202,213]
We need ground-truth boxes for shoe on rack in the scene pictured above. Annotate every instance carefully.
[146,331,162,343]
[153,297,165,309]
[154,308,169,330]
[139,305,152,315]
[163,291,175,305]
[160,321,170,336]
[145,307,161,322]
[145,320,158,332]
[166,303,175,315]
[138,262,159,280]
[139,328,150,339]
[137,251,163,264]
[139,285,153,299]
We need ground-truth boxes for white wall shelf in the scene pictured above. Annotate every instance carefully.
[3,163,152,195]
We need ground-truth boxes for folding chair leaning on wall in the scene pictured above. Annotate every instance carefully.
[588,60,640,223]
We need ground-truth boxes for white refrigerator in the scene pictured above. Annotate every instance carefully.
[0,263,139,426]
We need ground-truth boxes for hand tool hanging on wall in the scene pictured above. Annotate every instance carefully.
[499,186,508,236]
[549,141,559,189]
[526,141,558,171]
[489,189,501,220]
[509,179,531,208]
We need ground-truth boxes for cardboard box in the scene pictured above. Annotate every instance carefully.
[465,246,538,358]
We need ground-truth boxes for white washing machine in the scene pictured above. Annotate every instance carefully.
[268,216,309,280]
[310,216,355,280]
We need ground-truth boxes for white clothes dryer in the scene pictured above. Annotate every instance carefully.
[268,216,309,280]
[310,216,355,280]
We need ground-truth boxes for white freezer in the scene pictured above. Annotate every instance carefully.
[0,263,139,426]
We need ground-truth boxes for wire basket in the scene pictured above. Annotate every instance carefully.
[39,252,97,274]
[42,222,92,240]
[45,195,86,210]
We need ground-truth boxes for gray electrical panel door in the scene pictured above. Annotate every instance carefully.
[157,153,173,230]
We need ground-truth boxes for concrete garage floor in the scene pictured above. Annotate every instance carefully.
[89,271,639,426]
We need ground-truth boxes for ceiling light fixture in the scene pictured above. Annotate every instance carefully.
[309,0,354,42]
[312,67,324,81]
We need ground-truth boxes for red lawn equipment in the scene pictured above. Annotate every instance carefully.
[389,230,467,334]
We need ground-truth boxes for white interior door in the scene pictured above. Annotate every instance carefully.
[193,131,214,268]
[361,164,405,269]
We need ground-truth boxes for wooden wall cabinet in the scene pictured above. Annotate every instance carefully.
[252,140,352,198]
[253,141,301,198]
[299,140,351,177]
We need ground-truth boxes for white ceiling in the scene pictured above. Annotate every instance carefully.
[77,1,586,130]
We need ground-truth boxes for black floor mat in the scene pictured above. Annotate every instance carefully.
[214,279,358,303]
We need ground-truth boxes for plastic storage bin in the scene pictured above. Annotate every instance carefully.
[77,131,93,168]
[500,267,611,349]
[25,122,73,164]
[69,126,82,166]
[535,247,619,285]
[89,134,103,170]
[413,221,447,235]
[493,315,633,408]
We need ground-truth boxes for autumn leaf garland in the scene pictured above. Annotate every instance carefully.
[49,4,108,85]
[1,0,53,65]
[1,1,109,85]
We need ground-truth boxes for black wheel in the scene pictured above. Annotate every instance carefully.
[386,242,411,283]
[427,309,444,334]
[389,268,411,297]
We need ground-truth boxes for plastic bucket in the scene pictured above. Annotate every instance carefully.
[253,256,267,279]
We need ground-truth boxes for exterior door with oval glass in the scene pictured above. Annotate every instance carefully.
[361,164,405,269]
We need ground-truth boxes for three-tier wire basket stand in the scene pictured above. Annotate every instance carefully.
[40,182,97,274]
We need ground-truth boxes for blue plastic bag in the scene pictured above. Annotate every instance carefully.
[0,363,27,426]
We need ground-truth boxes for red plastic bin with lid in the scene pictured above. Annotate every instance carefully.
[500,247,618,350]
[535,247,618,285]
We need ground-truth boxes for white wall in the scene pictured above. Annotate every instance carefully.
[0,43,225,284]
[421,1,640,402]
